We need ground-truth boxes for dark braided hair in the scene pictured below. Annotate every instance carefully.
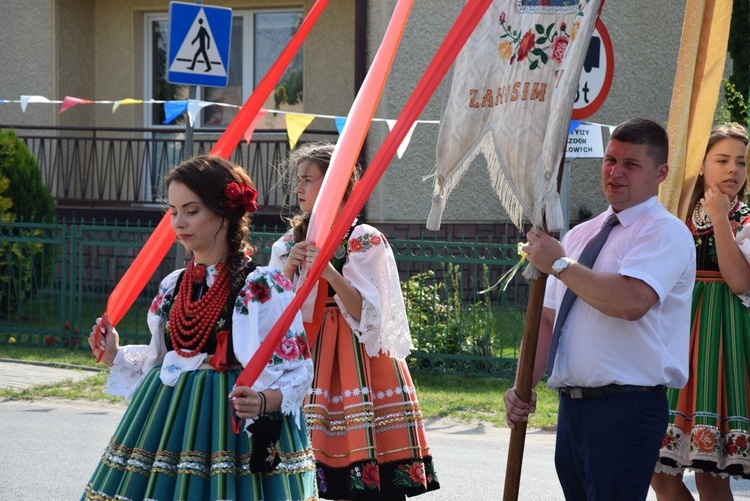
[165,155,255,289]
[286,142,360,243]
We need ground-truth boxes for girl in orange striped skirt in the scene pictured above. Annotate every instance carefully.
[270,142,440,500]
[652,123,750,500]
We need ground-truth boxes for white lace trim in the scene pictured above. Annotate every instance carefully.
[308,383,416,404]
[159,350,208,387]
[337,225,414,359]
[105,345,157,400]
[736,226,750,307]
[251,357,314,429]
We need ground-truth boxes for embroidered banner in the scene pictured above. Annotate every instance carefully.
[428,0,603,232]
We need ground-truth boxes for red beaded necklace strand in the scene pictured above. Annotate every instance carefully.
[168,259,231,358]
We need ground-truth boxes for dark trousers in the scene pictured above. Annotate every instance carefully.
[555,390,668,500]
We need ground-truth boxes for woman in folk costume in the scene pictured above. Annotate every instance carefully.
[652,123,750,499]
[269,142,440,500]
[84,155,316,501]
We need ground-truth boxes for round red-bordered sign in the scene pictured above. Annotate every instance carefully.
[572,18,614,120]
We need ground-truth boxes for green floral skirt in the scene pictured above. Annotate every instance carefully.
[657,274,750,478]
[82,366,317,501]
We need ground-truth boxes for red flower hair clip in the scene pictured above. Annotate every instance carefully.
[223,181,259,213]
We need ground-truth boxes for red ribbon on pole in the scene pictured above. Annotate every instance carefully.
[211,0,330,158]
[235,0,493,396]
[92,0,330,360]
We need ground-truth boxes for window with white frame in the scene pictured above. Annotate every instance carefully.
[145,8,303,129]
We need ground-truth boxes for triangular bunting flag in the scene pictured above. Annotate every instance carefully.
[385,119,418,159]
[243,109,268,143]
[334,116,347,134]
[285,113,316,149]
[187,99,213,126]
[163,101,188,124]
[112,98,143,113]
[20,95,51,112]
[60,96,94,114]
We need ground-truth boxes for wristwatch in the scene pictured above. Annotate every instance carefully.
[551,257,574,278]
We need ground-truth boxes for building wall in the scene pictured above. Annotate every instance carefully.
[57,0,97,128]
[0,0,56,126]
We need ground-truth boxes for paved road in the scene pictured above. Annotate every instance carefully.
[2,360,750,500]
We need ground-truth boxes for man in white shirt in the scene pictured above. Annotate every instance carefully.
[504,118,696,500]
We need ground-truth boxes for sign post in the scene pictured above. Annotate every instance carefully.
[561,18,613,234]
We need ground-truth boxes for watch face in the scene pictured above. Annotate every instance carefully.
[553,258,568,276]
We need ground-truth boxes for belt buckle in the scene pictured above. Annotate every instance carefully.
[569,387,583,399]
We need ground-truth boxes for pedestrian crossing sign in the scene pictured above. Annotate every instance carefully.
[167,2,232,88]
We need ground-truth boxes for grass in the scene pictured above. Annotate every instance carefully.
[0,346,560,430]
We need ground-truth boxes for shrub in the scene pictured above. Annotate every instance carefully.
[0,130,56,320]
[0,129,55,222]
[401,265,498,357]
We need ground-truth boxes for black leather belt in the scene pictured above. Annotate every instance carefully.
[559,384,666,400]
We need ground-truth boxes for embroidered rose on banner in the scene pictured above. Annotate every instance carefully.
[550,35,569,64]
[497,0,589,69]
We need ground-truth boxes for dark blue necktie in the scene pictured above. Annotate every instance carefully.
[546,214,621,376]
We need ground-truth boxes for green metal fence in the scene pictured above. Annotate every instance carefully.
[0,220,527,378]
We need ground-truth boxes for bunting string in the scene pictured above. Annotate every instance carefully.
[1,94,616,158]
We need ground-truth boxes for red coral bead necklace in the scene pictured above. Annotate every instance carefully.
[169,258,230,358]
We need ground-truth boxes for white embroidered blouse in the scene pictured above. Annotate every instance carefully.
[104,262,314,426]
[269,222,414,360]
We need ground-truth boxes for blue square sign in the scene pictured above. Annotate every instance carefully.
[168,2,232,87]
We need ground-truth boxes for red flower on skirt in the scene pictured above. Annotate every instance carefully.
[361,463,380,489]
[408,462,427,486]
[693,428,718,453]
[736,434,748,451]
[661,434,676,448]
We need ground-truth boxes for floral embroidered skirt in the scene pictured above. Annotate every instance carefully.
[82,366,317,501]
[656,272,750,478]
[305,305,440,500]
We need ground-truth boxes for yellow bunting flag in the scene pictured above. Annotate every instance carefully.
[112,98,143,113]
[285,113,316,149]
